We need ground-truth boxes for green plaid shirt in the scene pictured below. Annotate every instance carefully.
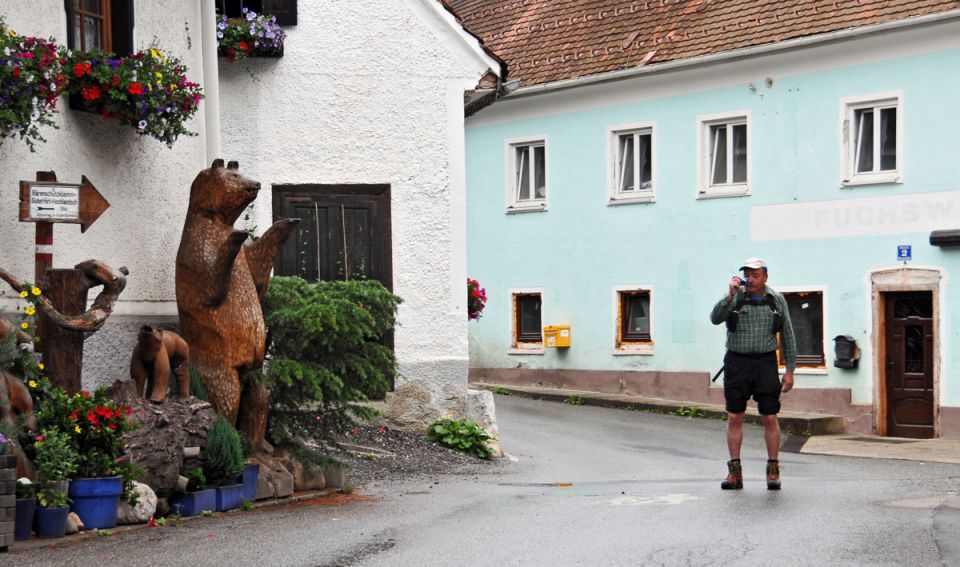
[710,285,797,371]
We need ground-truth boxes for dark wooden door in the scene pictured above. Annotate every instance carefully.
[273,185,392,289]
[884,292,934,439]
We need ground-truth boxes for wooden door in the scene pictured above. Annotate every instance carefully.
[884,292,934,439]
[273,184,392,289]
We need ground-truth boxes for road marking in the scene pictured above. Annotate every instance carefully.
[600,493,703,506]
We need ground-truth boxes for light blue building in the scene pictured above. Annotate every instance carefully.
[454,1,960,438]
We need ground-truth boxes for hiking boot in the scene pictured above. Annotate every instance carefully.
[721,459,743,490]
[766,460,781,490]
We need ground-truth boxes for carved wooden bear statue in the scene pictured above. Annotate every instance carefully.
[130,325,189,402]
[175,160,298,447]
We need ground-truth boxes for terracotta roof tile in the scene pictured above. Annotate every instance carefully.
[450,0,960,87]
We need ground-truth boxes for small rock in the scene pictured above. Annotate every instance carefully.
[117,481,158,524]
[66,512,84,534]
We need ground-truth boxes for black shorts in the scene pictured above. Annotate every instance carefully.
[723,350,782,415]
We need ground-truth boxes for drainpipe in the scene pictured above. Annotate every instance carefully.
[200,0,221,163]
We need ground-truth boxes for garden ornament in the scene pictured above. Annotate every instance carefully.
[175,159,298,447]
[130,326,189,402]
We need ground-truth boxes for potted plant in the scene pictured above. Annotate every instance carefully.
[0,18,68,152]
[63,389,135,530]
[234,435,259,502]
[203,416,245,512]
[216,8,285,62]
[169,467,215,517]
[32,429,77,538]
[63,46,202,147]
[14,478,35,541]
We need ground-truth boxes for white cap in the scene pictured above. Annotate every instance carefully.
[740,257,767,270]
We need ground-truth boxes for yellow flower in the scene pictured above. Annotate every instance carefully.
[38,363,44,370]
[74,425,81,434]
[19,290,27,298]
[30,286,40,296]
[28,380,37,389]
[155,72,162,81]
[25,305,36,316]
[20,322,28,330]
[150,48,162,59]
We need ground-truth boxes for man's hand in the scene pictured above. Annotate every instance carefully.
[727,276,742,300]
[781,370,795,393]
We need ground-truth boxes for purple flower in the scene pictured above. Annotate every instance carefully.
[108,58,120,69]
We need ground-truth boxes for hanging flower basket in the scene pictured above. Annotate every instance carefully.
[64,46,202,147]
[217,9,285,62]
[0,18,67,151]
[467,278,487,321]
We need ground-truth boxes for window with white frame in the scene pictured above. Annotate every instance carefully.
[698,112,749,198]
[778,290,825,368]
[609,124,654,204]
[511,291,543,351]
[842,94,901,185]
[614,287,653,354]
[506,137,547,212]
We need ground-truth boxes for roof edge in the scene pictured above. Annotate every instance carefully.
[410,0,505,78]
[505,8,960,99]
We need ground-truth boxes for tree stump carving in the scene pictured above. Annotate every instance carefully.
[175,160,298,447]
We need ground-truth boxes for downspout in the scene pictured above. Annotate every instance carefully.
[200,0,221,163]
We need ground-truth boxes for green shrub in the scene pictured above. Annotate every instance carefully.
[189,364,208,401]
[258,277,401,459]
[203,416,244,486]
[184,467,206,492]
[564,395,585,405]
[34,428,78,508]
[426,419,494,460]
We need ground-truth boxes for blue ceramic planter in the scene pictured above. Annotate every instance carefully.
[215,484,244,511]
[69,476,123,530]
[33,506,68,538]
[170,488,216,516]
[235,463,259,502]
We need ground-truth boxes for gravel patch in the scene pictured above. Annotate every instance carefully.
[331,424,502,490]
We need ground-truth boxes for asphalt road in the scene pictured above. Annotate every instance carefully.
[9,395,960,566]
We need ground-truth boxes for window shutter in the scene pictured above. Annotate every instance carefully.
[110,0,135,56]
[262,0,297,26]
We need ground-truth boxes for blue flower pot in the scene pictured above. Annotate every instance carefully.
[234,463,259,502]
[69,476,123,530]
[33,506,69,538]
[15,497,35,540]
[169,488,216,516]
[215,484,245,512]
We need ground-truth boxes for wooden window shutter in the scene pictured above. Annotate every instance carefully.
[262,0,297,26]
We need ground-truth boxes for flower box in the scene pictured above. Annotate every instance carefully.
[217,10,285,62]
[169,488,216,517]
[235,463,259,502]
[215,483,245,512]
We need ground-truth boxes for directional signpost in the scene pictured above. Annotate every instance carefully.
[19,172,110,282]
[17,171,110,392]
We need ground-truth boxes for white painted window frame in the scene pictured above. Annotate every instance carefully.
[612,284,654,355]
[508,287,545,354]
[696,110,751,199]
[606,121,656,205]
[840,91,903,187]
[772,284,829,375]
[505,135,548,213]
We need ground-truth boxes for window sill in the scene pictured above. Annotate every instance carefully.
[613,344,654,356]
[841,173,902,187]
[696,185,750,200]
[506,202,547,214]
[508,344,545,355]
[780,367,828,375]
[607,193,655,206]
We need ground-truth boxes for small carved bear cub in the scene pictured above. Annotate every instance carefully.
[130,325,190,402]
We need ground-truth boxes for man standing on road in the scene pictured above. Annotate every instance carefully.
[710,258,796,490]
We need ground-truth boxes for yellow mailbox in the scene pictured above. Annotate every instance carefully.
[544,325,571,348]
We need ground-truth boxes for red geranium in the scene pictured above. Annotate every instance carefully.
[127,82,144,95]
[467,278,488,321]
[81,85,101,101]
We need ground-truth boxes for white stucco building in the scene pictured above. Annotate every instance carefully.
[0,1,500,430]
